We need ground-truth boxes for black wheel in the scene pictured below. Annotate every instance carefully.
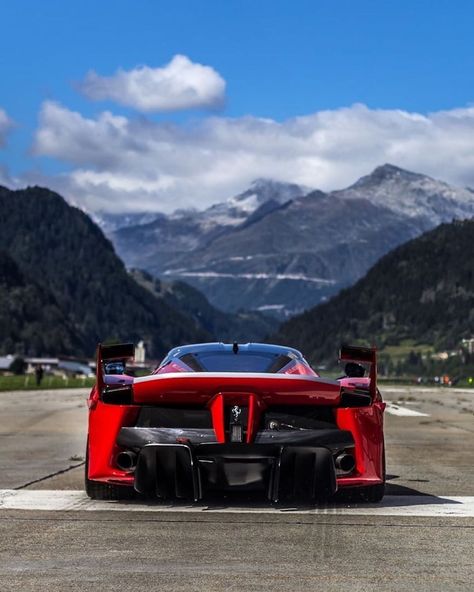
[84,440,135,501]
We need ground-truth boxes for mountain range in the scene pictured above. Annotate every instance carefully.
[2,164,473,358]
[271,218,474,367]
[107,165,474,318]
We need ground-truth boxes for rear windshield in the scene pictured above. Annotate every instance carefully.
[179,351,292,373]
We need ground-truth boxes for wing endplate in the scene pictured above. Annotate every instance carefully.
[96,342,135,392]
[339,344,377,399]
[339,344,376,364]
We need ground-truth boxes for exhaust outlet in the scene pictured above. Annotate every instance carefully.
[116,450,137,472]
[335,452,355,473]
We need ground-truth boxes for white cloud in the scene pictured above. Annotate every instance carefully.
[78,55,226,112]
[32,100,474,212]
[0,108,14,148]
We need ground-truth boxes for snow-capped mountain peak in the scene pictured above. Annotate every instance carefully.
[248,178,311,204]
[194,179,309,229]
[334,163,474,224]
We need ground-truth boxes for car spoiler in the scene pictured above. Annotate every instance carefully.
[339,344,377,398]
[94,343,374,409]
[96,342,135,392]
[132,372,342,405]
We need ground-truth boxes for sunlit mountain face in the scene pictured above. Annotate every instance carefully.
[104,167,474,319]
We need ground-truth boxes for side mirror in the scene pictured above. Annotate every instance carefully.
[345,362,365,378]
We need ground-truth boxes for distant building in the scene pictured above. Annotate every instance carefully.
[135,340,146,365]
[0,355,18,374]
[462,338,474,354]
[431,352,449,361]
[25,357,94,377]
[58,360,94,377]
[25,357,59,374]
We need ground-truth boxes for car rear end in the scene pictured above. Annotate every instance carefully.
[86,343,385,503]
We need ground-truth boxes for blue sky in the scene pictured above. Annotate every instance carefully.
[1,0,474,211]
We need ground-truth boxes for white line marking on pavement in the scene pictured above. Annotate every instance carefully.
[1,490,473,517]
[385,403,430,417]
[383,386,474,395]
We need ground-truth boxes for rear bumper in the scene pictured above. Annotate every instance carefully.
[134,442,338,502]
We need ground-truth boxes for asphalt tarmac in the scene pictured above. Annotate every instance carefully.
[0,386,473,591]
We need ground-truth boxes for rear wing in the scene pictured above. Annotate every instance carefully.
[133,372,342,405]
[339,344,377,399]
[93,343,374,408]
[96,342,135,392]
[340,344,376,365]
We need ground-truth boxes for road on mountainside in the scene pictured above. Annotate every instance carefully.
[0,386,473,591]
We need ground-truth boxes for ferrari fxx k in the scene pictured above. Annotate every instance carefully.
[85,342,386,503]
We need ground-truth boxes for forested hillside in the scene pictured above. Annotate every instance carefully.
[272,219,474,366]
[131,269,276,342]
[0,186,208,357]
[0,250,83,355]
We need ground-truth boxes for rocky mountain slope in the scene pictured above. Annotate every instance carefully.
[271,219,474,366]
[110,179,306,274]
[109,166,474,317]
[334,164,474,224]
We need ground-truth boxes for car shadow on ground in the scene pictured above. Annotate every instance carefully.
[112,485,462,511]
[385,473,428,496]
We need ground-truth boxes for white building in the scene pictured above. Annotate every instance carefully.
[135,340,146,365]
[461,338,474,354]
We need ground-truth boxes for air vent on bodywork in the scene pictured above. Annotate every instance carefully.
[136,406,212,429]
[262,405,336,430]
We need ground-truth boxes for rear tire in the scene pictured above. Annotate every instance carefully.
[85,440,135,501]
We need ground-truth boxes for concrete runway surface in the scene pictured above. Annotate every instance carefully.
[0,386,473,591]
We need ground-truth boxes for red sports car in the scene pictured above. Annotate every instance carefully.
[85,342,386,503]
